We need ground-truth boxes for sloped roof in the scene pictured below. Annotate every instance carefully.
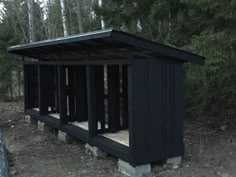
[8,29,205,64]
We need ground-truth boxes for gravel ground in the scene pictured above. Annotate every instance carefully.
[0,102,235,177]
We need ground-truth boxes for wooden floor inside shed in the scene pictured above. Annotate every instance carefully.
[32,108,129,147]
[102,130,129,147]
[70,121,129,147]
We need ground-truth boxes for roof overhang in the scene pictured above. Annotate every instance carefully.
[8,29,205,65]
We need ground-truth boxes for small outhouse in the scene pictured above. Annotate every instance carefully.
[8,29,205,170]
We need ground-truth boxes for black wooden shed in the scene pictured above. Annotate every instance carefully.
[8,29,205,166]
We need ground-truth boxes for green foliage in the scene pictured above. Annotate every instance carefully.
[185,31,236,117]
[96,0,236,119]
[0,0,27,100]
[0,0,235,120]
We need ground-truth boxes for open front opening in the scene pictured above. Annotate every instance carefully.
[37,65,59,119]
[24,65,39,111]
[31,66,59,119]
[25,63,129,147]
[101,65,129,146]
[68,64,129,147]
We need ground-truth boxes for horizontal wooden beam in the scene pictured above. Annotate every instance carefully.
[23,60,130,66]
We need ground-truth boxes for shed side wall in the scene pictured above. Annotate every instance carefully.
[129,58,184,166]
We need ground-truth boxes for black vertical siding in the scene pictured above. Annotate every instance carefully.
[128,60,149,165]
[122,65,128,129]
[38,65,48,115]
[24,64,39,110]
[129,58,184,166]
[67,66,76,121]
[74,66,88,122]
[38,65,56,115]
[86,66,98,137]
[23,65,29,111]
[107,65,121,133]
[174,61,184,154]
[95,66,105,133]
[58,65,67,124]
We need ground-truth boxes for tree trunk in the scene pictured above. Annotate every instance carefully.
[76,0,84,33]
[98,0,105,29]
[59,0,68,36]
[27,0,36,42]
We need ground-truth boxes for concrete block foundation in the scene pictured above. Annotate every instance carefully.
[58,131,75,144]
[85,143,107,158]
[166,156,182,169]
[118,159,151,177]
[24,115,37,126]
[37,121,53,132]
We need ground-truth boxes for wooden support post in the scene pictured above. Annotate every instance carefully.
[33,65,39,108]
[25,65,39,110]
[75,66,88,122]
[86,66,97,137]
[49,66,57,113]
[47,66,56,113]
[95,66,105,133]
[58,65,67,124]
[23,65,29,111]
[107,65,120,133]
[38,65,49,115]
[54,66,59,112]
[68,66,75,122]
[122,65,128,129]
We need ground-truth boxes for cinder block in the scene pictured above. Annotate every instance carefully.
[24,115,37,126]
[85,143,107,158]
[166,156,182,169]
[37,121,53,132]
[118,159,151,177]
[58,131,75,144]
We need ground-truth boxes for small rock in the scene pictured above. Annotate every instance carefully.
[220,125,227,131]
[221,173,230,177]
[68,172,72,175]
[173,165,179,169]
[11,170,17,175]
[162,164,167,168]
[217,171,221,175]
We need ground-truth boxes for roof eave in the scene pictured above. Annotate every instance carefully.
[111,30,205,65]
[8,29,113,53]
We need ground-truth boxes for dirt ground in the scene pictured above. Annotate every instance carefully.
[0,102,235,177]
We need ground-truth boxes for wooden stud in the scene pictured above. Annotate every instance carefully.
[95,66,105,133]
[67,66,75,122]
[122,65,128,129]
[38,65,49,115]
[86,66,97,137]
[74,66,88,122]
[58,65,67,124]
[107,65,120,133]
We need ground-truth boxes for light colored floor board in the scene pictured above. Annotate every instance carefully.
[102,130,129,147]
[32,109,129,146]
[33,108,39,112]
[70,121,108,130]
[49,113,60,119]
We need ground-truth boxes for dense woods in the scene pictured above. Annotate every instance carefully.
[0,0,235,121]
